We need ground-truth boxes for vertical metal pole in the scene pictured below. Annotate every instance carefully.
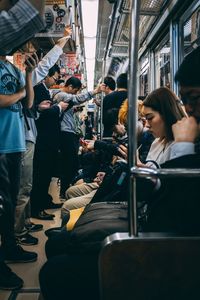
[100,59,106,139]
[171,21,179,95]
[128,0,141,237]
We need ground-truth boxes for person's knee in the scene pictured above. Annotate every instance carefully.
[61,197,87,210]
[65,185,77,199]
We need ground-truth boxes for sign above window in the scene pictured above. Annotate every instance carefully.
[36,4,70,37]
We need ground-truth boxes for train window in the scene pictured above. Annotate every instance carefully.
[139,53,149,96]
[154,38,170,89]
[183,5,200,56]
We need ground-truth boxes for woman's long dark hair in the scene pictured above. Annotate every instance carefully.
[143,87,186,141]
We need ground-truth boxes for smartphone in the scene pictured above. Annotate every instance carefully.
[80,138,88,146]
[35,48,43,60]
[25,48,43,65]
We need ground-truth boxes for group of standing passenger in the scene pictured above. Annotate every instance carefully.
[0,0,47,290]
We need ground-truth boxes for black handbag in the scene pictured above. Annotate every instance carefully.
[68,202,128,254]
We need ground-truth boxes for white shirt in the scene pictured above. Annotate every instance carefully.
[145,138,174,168]
[170,142,195,160]
[25,44,63,143]
[32,45,63,86]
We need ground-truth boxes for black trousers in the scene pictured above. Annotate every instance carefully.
[39,253,99,300]
[0,153,21,257]
[30,145,59,214]
[59,131,79,195]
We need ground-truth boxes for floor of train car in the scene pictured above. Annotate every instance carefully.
[0,178,61,300]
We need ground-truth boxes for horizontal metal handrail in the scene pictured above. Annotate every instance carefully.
[131,166,200,178]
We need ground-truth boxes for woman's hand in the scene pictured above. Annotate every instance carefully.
[118,144,128,160]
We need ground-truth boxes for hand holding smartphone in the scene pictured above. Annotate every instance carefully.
[25,48,43,66]
[80,138,89,147]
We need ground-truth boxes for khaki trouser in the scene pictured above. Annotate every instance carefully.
[61,182,98,214]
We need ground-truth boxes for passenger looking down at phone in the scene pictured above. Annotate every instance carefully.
[30,64,69,220]
[60,105,131,216]
[118,87,186,167]
[53,77,103,199]
[143,47,200,233]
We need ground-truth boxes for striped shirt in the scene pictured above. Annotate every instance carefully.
[0,0,45,55]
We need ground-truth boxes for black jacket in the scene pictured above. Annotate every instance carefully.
[144,154,200,234]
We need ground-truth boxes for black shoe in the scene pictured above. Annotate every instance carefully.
[32,210,55,221]
[45,202,63,209]
[4,245,37,263]
[16,233,38,246]
[0,262,23,290]
[25,222,43,232]
[45,227,63,238]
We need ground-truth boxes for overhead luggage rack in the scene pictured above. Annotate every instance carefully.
[95,0,170,86]
[106,0,168,58]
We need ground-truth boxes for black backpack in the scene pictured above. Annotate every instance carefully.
[91,160,129,204]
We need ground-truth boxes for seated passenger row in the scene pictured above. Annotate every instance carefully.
[39,46,200,300]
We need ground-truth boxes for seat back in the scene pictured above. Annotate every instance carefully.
[99,233,200,300]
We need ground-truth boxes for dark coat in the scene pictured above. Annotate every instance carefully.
[145,154,200,234]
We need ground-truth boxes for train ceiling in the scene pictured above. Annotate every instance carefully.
[94,0,168,82]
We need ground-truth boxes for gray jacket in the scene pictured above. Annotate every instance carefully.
[53,91,94,134]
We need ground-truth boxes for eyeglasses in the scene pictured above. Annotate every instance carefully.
[52,76,58,82]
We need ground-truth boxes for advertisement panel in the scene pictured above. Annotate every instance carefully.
[13,53,25,71]
[59,53,81,79]
[36,4,69,37]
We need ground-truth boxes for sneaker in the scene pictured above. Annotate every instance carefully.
[32,210,55,221]
[0,262,23,290]
[15,227,29,237]
[17,233,38,246]
[4,245,37,263]
[25,222,43,232]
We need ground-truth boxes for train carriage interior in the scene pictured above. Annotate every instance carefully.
[1,0,200,299]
